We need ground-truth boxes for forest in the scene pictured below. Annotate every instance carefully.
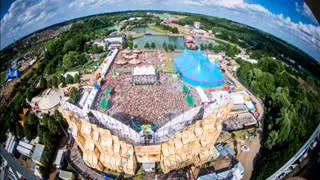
[236,58,320,179]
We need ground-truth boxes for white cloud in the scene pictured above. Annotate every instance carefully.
[0,0,319,60]
[182,0,270,14]
[295,2,318,24]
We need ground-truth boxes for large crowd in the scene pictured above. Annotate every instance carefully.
[93,51,202,126]
[108,73,200,126]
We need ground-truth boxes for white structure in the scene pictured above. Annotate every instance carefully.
[63,71,79,78]
[100,49,119,77]
[132,66,157,85]
[29,89,67,115]
[236,54,258,64]
[31,144,45,165]
[194,21,200,29]
[78,91,89,108]
[195,87,210,103]
[105,37,124,49]
[209,53,224,62]
[29,58,37,66]
[93,40,107,49]
[16,146,32,157]
[191,29,207,36]
[55,149,67,169]
[83,86,99,111]
[18,141,33,151]
[4,133,17,154]
[60,101,89,121]
[230,92,245,105]
[198,162,244,180]
[59,170,75,180]
[128,17,143,21]
[133,66,156,76]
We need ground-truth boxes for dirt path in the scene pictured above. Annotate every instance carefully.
[237,133,261,180]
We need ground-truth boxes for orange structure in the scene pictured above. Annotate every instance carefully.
[58,102,232,176]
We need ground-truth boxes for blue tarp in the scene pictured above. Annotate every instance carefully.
[6,68,21,81]
[174,49,225,88]
[104,176,114,180]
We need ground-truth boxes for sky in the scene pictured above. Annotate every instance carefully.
[0,0,319,61]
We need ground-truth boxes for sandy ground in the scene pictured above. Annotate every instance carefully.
[237,133,261,180]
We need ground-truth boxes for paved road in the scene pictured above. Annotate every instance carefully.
[0,146,36,180]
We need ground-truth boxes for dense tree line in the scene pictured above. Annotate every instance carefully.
[155,22,179,33]
[237,58,320,179]
[199,43,239,57]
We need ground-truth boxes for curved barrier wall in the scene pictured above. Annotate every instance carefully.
[58,102,232,176]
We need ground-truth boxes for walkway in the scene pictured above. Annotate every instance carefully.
[237,133,261,180]
[0,146,36,180]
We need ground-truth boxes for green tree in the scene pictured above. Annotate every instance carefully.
[62,51,87,70]
[69,87,80,104]
[168,44,174,51]
[144,42,150,49]
[89,44,104,54]
[47,79,52,88]
[66,74,74,84]
[23,114,38,140]
[52,76,59,88]
[59,76,65,87]
[40,77,47,89]
[134,44,138,49]
[151,42,156,49]
[74,73,80,83]
[127,41,134,50]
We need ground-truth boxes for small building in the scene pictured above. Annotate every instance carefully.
[29,89,66,116]
[191,29,207,36]
[163,18,178,24]
[5,68,21,81]
[55,149,67,169]
[198,161,244,180]
[132,66,157,85]
[4,133,17,154]
[63,71,79,78]
[59,170,75,180]
[105,37,124,49]
[16,141,33,157]
[31,144,45,166]
[93,40,108,50]
[194,21,201,29]
[215,144,235,159]
[222,113,258,131]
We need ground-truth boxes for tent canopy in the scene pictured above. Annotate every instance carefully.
[174,49,225,88]
[100,98,109,110]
